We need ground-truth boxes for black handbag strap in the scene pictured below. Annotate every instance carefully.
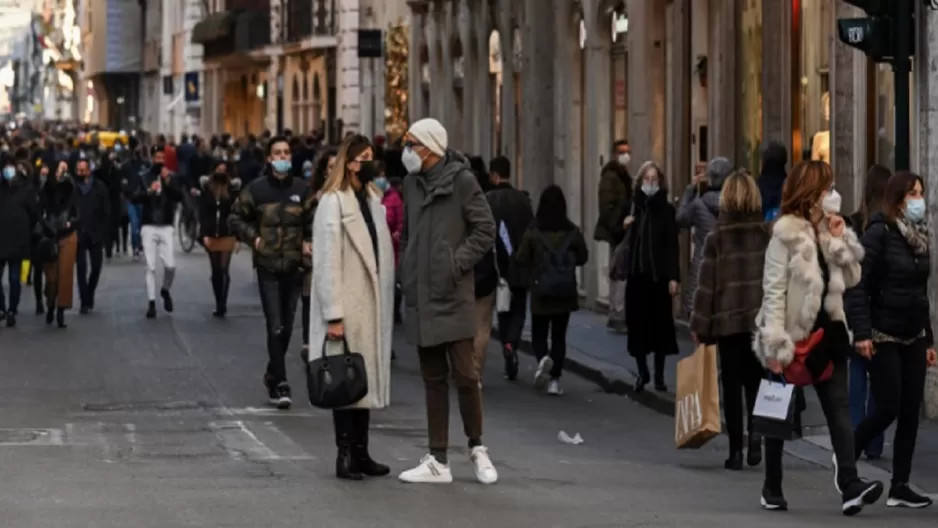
[321,336,351,358]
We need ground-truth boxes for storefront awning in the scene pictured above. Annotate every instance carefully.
[191,12,235,44]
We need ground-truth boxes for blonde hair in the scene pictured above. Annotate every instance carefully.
[719,171,762,214]
[322,134,379,195]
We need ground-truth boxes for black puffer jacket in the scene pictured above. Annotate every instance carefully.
[0,176,39,261]
[846,212,933,345]
[198,175,241,239]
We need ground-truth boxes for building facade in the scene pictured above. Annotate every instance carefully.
[158,0,204,137]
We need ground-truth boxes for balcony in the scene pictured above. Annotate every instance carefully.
[282,0,335,43]
[234,10,271,53]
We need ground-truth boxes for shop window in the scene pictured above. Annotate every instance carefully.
[874,62,914,172]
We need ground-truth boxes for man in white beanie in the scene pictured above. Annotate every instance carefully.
[397,118,499,485]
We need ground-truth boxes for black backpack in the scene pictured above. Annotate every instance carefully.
[532,229,578,299]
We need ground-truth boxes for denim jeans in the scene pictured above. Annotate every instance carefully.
[848,356,884,457]
[257,269,302,385]
[76,234,104,308]
[0,259,22,314]
[127,203,142,251]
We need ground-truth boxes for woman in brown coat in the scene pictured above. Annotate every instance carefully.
[38,160,79,328]
[689,170,770,470]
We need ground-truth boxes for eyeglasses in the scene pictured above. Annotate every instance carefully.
[403,140,423,149]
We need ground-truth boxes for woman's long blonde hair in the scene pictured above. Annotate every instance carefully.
[322,134,379,196]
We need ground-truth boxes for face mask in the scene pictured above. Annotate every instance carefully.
[303,170,312,179]
[152,163,164,174]
[271,159,292,174]
[2,166,14,181]
[822,189,842,214]
[213,172,227,181]
[402,147,423,174]
[905,198,926,223]
[618,153,631,166]
[641,183,659,196]
[357,160,378,184]
[114,144,122,152]
[375,176,389,191]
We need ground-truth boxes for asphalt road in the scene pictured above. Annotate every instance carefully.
[0,250,936,527]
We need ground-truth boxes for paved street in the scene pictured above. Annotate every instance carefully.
[0,251,937,527]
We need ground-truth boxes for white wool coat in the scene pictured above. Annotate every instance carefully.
[753,214,864,368]
[310,188,395,409]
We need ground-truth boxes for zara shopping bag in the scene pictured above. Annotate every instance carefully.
[751,378,800,441]
[306,337,369,409]
[674,344,722,449]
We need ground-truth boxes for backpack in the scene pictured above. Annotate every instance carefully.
[531,229,578,299]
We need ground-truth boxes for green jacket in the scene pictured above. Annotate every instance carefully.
[593,162,631,244]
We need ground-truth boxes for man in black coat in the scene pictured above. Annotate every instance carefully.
[73,158,112,313]
[0,161,39,326]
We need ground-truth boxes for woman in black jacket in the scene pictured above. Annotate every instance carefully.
[846,171,938,509]
[198,159,241,317]
[0,161,39,327]
[624,161,680,393]
[39,161,80,328]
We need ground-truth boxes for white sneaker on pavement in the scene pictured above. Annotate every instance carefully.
[470,446,498,484]
[547,379,564,396]
[398,454,453,484]
[534,357,553,389]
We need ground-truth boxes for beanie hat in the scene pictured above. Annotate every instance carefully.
[407,118,448,157]
[706,156,733,188]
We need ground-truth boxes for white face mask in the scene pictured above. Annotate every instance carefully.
[617,153,631,166]
[402,147,423,174]
[822,189,842,215]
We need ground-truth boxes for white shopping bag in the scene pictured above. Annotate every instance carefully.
[753,379,795,421]
[496,278,512,313]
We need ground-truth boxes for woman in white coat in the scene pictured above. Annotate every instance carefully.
[311,134,395,481]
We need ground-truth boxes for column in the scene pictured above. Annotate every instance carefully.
[916,7,938,419]
[707,0,736,161]
[440,3,458,144]
[553,0,575,214]
[626,0,666,171]
[666,0,692,189]
[497,0,515,164]
[762,0,791,158]
[519,0,554,197]
[830,1,865,210]
[459,0,476,154]
[407,8,423,122]
[374,44,387,136]
[361,53,375,136]
[267,55,280,133]
[426,11,442,119]
[474,0,492,161]
[337,0,362,133]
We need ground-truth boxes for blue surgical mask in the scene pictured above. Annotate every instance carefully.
[303,170,312,179]
[375,176,389,191]
[2,166,14,181]
[905,198,926,223]
[114,144,122,152]
[641,183,659,196]
[271,159,292,174]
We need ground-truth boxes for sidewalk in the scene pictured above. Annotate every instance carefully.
[505,308,938,494]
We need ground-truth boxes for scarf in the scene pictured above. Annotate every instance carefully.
[895,217,929,255]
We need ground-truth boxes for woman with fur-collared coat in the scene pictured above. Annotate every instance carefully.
[310,134,394,481]
[753,160,884,514]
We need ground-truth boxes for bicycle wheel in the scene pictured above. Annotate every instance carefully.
[178,218,196,253]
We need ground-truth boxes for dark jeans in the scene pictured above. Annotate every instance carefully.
[765,360,859,491]
[848,356,884,458]
[417,338,483,455]
[854,340,928,485]
[257,269,302,385]
[76,235,104,308]
[530,312,570,379]
[106,216,130,257]
[0,259,22,314]
[497,287,527,350]
[716,333,763,453]
[32,261,44,310]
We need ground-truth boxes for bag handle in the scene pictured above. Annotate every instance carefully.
[766,371,787,387]
[321,336,352,359]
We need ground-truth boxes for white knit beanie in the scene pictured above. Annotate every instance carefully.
[407,118,448,157]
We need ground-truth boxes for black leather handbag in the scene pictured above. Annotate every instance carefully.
[307,337,369,409]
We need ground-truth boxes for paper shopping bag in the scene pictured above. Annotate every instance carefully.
[674,344,722,449]
[20,260,31,284]
[752,378,801,441]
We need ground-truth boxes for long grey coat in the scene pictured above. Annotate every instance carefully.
[400,151,496,348]
[310,188,395,409]
[675,186,720,314]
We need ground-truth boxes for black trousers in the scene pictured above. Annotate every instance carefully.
[208,251,232,310]
[301,294,311,346]
[33,261,44,310]
[76,234,104,308]
[854,340,928,485]
[105,216,129,257]
[257,269,302,384]
[716,333,764,452]
[764,360,859,491]
[530,312,570,379]
[497,287,527,351]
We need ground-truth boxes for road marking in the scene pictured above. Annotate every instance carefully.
[123,423,137,456]
[210,420,279,461]
[253,422,315,460]
[0,428,63,446]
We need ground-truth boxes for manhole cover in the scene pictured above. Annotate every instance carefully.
[0,428,63,446]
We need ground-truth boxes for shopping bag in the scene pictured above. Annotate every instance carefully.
[752,378,801,441]
[495,278,511,313]
[674,344,722,449]
[20,260,31,284]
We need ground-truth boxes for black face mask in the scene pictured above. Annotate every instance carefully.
[357,161,378,184]
[212,172,227,181]
[151,163,164,174]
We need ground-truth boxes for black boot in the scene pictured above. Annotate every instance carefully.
[211,273,225,317]
[56,308,66,329]
[635,355,650,393]
[351,410,390,477]
[653,353,668,392]
[333,411,362,480]
[46,303,55,325]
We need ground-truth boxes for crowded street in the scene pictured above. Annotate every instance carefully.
[0,250,933,527]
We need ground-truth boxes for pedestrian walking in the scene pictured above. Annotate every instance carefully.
[228,136,315,410]
[514,185,588,396]
[130,146,183,319]
[845,164,891,461]
[689,171,769,470]
[197,159,241,318]
[311,134,394,481]
[38,161,79,328]
[31,164,51,315]
[846,171,937,509]
[593,140,632,333]
[0,158,39,327]
[624,161,680,393]
[300,147,334,363]
[73,158,111,314]
[396,118,498,485]
[753,160,883,514]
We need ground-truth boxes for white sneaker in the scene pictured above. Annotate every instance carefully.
[398,454,453,484]
[470,446,498,484]
[534,357,553,389]
[547,379,564,396]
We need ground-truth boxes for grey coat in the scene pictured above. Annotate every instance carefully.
[676,185,720,314]
[400,151,496,348]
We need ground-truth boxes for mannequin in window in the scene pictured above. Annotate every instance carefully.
[812,92,831,164]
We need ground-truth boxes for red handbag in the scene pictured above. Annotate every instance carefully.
[783,329,834,386]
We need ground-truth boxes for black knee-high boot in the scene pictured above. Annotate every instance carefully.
[351,409,390,477]
[333,410,362,480]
